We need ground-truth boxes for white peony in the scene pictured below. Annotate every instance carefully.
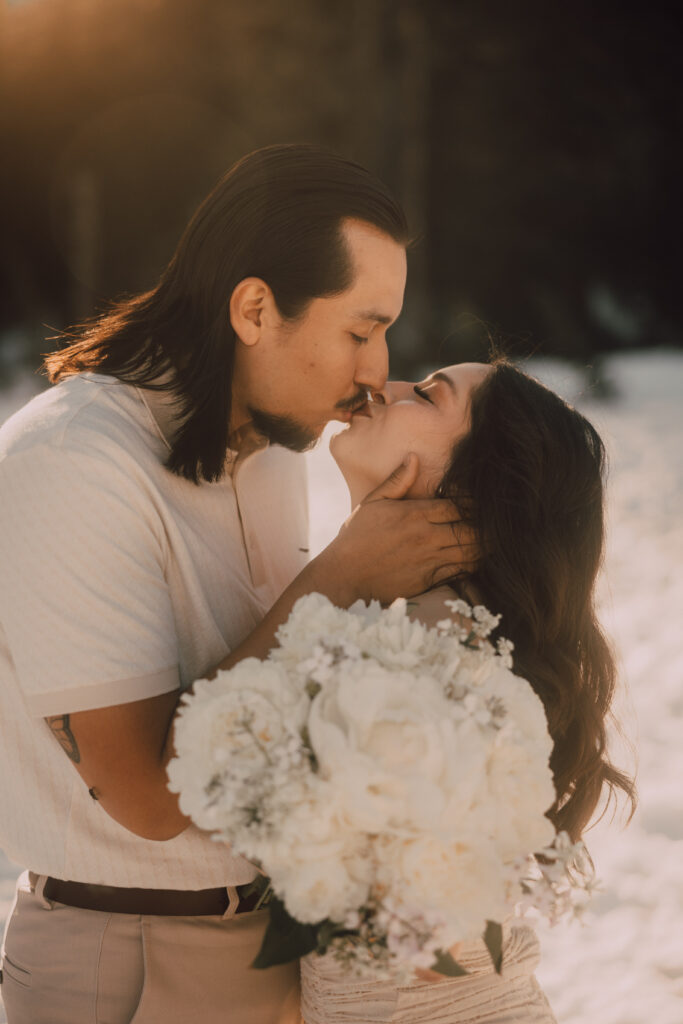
[167,593,577,977]
[269,837,372,924]
[479,663,557,859]
[247,780,372,923]
[377,833,508,943]
[307,660,490,837]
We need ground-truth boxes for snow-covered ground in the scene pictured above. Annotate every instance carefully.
[532,353,683,1024]
[1,350,681,1023]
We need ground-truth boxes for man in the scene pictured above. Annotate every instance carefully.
[0,144,469,1023]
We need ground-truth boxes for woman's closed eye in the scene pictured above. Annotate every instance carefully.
[413,385,434,403]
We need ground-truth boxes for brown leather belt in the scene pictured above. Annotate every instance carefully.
[38,875,271,916]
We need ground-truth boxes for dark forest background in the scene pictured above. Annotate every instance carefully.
[1,0,681,383]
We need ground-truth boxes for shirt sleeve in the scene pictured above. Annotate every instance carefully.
[0,443,180,716]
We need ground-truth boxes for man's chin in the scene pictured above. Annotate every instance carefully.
[247,406,321,453]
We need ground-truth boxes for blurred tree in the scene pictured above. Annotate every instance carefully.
[0,0,679,376]
[425,0,665,363]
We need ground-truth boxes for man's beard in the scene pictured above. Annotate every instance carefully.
[246,390,369,453]
[247,405,319,452]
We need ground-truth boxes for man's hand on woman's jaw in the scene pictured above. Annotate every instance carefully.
[309,452,478,607]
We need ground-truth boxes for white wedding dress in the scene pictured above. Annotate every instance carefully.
[300,921,557,1024]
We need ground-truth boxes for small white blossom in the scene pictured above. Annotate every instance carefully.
[444,598,473,618]
[496,636,515,668]
[471,605,502,637]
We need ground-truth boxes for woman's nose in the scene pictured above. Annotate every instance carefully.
[371,381,412,405]
[355,333,389,394]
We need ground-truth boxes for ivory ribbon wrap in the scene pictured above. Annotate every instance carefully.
[300,922,557,1024]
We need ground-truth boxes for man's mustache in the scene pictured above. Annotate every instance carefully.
[335,390,370,413]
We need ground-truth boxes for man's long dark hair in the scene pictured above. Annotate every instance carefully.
[437,360,636,842]
[45,144,409,483]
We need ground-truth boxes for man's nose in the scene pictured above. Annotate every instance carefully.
[355,333,389,394]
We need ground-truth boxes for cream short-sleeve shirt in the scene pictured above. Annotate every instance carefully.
[0,373,309,887]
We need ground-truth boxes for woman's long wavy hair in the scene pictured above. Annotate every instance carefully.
[44,144,409,483]
[437,359,635,842]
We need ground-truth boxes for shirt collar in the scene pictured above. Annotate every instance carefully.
[136,378,268,474]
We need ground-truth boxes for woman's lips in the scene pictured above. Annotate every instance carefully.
[350,401,373,419]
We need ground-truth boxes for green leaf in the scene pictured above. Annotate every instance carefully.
[431,949,469,977]
[315,919,339,955]
[483,920,503,974]
[251,897,319,969]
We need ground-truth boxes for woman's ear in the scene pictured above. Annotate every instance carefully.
[229,278,273,347]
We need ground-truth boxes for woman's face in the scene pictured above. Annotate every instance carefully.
[331,362,491,504]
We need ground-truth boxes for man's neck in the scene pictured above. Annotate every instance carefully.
[228,393,253,447]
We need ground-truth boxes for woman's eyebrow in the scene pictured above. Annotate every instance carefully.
[429,371,456,394]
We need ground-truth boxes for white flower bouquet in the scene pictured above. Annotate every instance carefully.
[167,594,593,979]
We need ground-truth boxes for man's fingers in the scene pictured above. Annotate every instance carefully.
[364,453,419,503]
[444,526,477,551]
[426,538,478,582]
[330,485,479,603]
[423,519,477,551]
[416,498,463,525]
[437,543,478,565]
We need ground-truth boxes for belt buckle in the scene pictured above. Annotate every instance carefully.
[252,880,273,911]
[234,876,273,915]
[224,885,240,919]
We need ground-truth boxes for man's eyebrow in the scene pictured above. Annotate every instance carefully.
[351,310,393,325]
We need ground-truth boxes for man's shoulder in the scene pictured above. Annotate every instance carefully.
[0,373,159,469]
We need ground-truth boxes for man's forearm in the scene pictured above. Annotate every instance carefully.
[219,553,354,671]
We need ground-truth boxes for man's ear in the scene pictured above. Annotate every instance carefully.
[229,278,274,346]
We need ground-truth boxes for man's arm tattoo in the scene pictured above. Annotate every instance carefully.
[45,714,81,763]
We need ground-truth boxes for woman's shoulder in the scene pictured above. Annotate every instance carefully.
[406,585,469,629]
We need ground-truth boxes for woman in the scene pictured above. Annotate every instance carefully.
[300,357,635,1024]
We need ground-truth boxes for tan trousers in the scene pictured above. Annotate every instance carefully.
[0,871,301,1024]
